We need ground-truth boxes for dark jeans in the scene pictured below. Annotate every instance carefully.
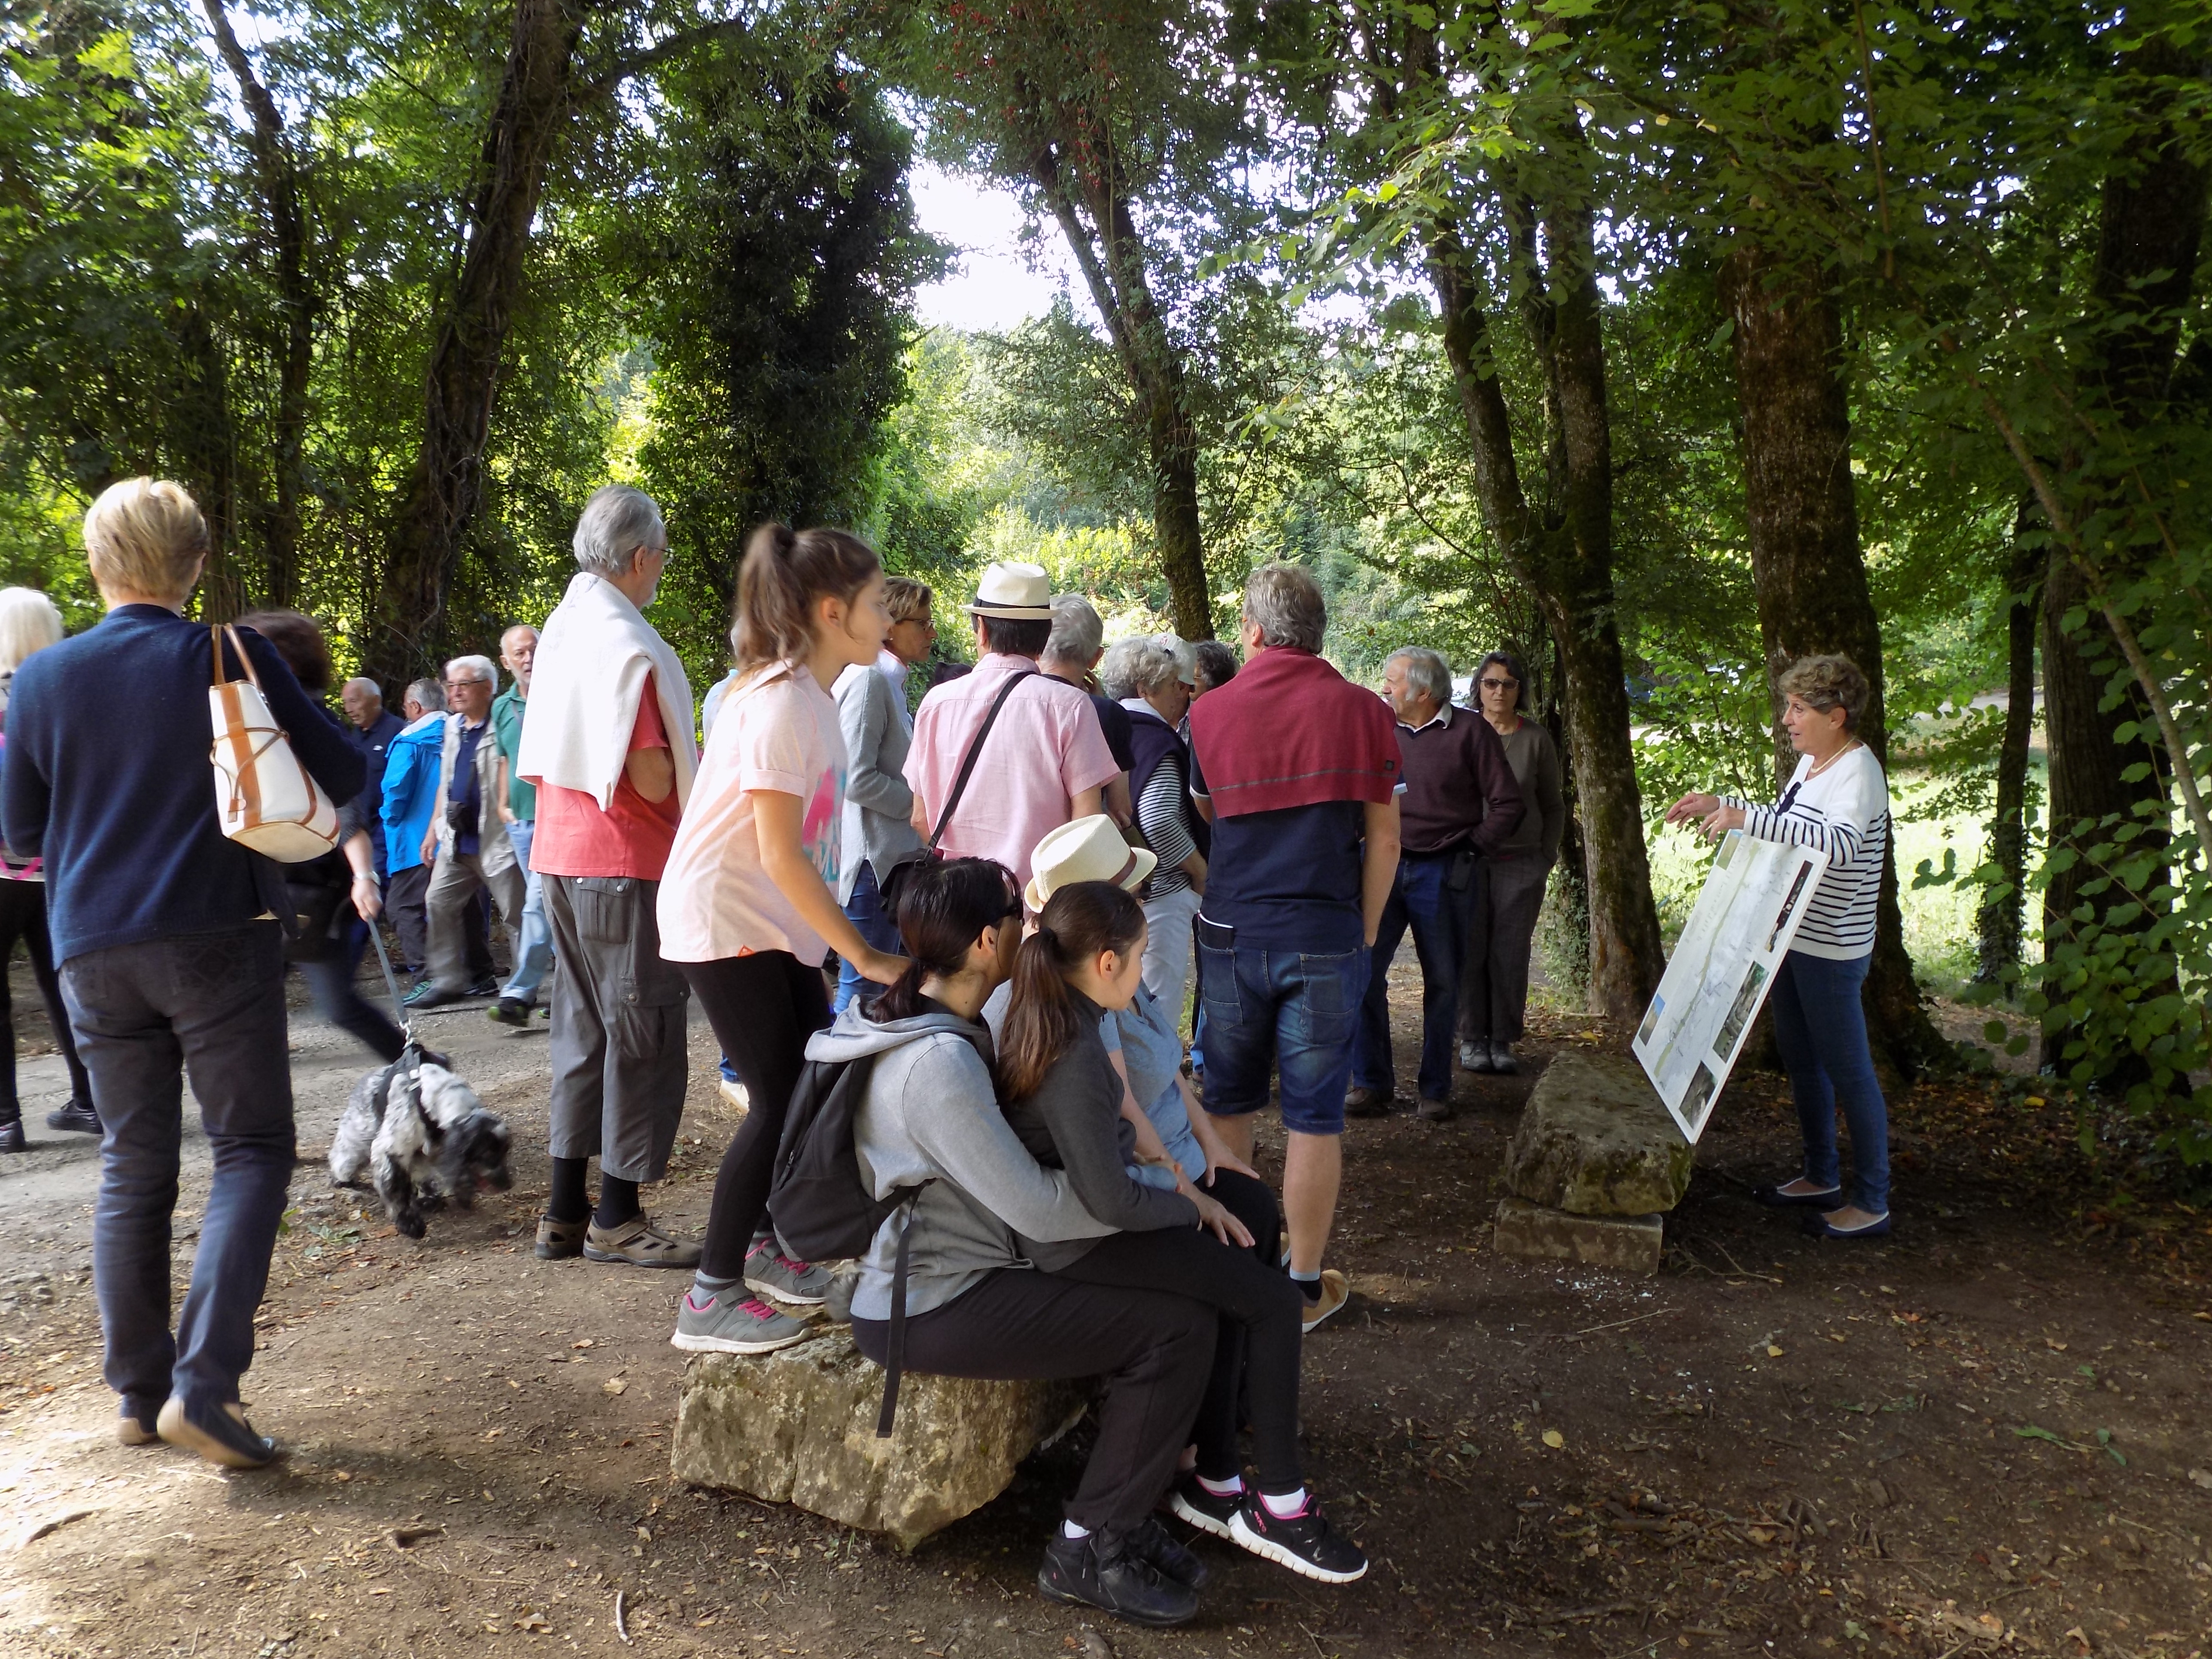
[853,1267,1215,1531]
[1056,1169,1301,1489]
[834,860,902,1015]
[1197,940,1370,1136]
[1770,950,1890,1214]
[298,915,404,1063]
[686,951,833,1281]
[1353,851,1472,1102]
[60,924,294,1421]
[1460,854,1548,1046]
[0,878,92,1117]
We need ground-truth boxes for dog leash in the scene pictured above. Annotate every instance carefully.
[366,915,417,1046]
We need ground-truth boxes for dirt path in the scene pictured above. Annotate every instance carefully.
[3,967,2209,1659]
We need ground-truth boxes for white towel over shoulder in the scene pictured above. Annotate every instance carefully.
[516,571,697,811]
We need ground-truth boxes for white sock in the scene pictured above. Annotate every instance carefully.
[1260,1486,1308,1518]
[1062,1519,1091,1540]
[1197,1474,1243,1498]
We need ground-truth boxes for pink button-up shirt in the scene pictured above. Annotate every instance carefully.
[904,653,1120,890]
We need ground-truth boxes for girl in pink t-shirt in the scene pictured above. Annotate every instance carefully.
[659,525,904,1357]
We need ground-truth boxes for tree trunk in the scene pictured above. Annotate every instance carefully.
[1425,215,1664,1025]
[174,303,245,621]
[1717,243,1948,1078]
[366,0,585,683]
[1031,143,1213,640]
[1976,499,2040,985]
[2038,43,2206,1076]
[203,0,311,608]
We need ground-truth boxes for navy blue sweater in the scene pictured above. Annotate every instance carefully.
[2,605,366,963]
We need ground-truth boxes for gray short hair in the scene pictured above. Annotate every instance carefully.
[444,653,497,688]
[1100,635,1184,700]
[574,484,665,578]
[404,678,443,713]
[1242,562,1326,653]
[1387,646,1452,708]
[1044,593,1104,665]
[340,675,382,704]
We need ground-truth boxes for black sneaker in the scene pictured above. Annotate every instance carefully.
[1168,1472,1241,1539]
[1037,1528,1200,1627]
[0,1117,24,1155]
[1128,1514,1208,1590]
[465,976,501,999]
[1228,1493,1368,1583]
[156,1396,281,1470]
[487,997,532,1028]
[45,1098,99,1134]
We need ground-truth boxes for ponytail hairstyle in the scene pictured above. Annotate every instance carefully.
[997,880,1146,1101]
[732,523,883,684]
[870,857,1020,1023]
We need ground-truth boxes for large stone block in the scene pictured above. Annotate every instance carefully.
[1493,1197,1663,1275]
[671,1328,1089,1548]
[1502,1050,1692,1216]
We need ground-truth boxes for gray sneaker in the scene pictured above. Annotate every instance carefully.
[744,1242,832,1306]
[1489,1042,1519,1076]
[670,1283,812,1355]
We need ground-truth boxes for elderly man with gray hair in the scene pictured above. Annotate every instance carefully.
[406,653,526,1009]
[1184,563,1402,1332]
[514,484,699,1270]
[1040,592,1135,828]
[1347,646,1524,1120]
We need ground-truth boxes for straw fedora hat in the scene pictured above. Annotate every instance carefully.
[968,561,1055,619]
[1024,814,1156,913]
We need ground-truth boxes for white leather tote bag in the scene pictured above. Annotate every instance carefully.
[208,624,339,862]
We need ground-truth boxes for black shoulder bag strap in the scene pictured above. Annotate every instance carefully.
[875,1186,927,1438]
[927,669,1036,853]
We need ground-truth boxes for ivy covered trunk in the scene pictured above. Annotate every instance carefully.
[1426,212,1663,1027]
[369,0,585,684]
[1718,245,1947,1079]
[2038,50,2206,1082]
[1976,501,2041,984]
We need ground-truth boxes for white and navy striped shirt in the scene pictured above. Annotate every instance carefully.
[1724,746,1890,961]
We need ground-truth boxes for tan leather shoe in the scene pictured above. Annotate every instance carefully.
[1298,1270,1350,1334]
[584,1214,702,1269]
[534,1214,588,1260]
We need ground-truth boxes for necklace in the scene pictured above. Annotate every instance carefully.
[1806,740,1860,780]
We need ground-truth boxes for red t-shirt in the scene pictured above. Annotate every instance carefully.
[529,674,683,880]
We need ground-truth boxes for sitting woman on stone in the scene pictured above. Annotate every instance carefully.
[824,856,1218,1629]
[997,875,1368,1589]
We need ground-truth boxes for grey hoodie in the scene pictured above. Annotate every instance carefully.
[807,1000,1116,1323]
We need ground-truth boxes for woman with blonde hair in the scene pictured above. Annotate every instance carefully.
[1665,653,1893,1240]
[0,587,94,1150]
[659,523,907,1356]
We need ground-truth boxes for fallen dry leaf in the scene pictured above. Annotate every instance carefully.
[1767,1345,1784,1358]
[603,1377,628,1396]
[1541,1429,1565,1449]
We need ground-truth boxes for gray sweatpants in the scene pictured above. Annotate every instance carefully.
[426,846,526,995]
[542,873,688,1183]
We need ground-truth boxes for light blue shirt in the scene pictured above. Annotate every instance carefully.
[1104,984,1205,1189]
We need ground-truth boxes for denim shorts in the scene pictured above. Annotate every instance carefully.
[1196,943,1369,1136]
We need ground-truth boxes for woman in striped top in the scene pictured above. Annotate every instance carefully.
[1101,635,1207,1020]
[1665,655,1893,1240]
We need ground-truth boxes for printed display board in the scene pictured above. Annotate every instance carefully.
[1633,829,1831,1143]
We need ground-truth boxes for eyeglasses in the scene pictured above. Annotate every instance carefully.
[444,678,490,688]
[1479,678,1518,692]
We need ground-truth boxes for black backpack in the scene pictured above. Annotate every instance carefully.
[767,1053,931,1436]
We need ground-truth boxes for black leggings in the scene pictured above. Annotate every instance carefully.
[1054,1172,1304,1492]
[686,951,832,1282]
[0,878,91,1118]
[854,1267,1216,1532]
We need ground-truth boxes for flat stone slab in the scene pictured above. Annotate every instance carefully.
[672,1328,1088,1548]
[1494,1197,1663,1276]
[1502,1050,1692,1216]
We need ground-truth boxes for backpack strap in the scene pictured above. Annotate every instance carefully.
[874,1186,927,1440]
[927,670,1035,852]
